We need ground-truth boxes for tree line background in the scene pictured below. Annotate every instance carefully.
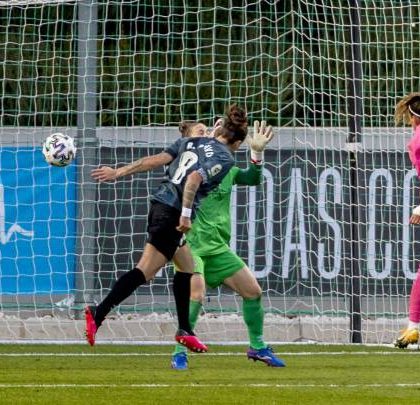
[0,0,419,128]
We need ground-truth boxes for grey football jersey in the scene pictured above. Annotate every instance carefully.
[151,137,234,214]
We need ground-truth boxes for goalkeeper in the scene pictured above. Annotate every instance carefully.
[171,119,285,369]
[394,93,420,348]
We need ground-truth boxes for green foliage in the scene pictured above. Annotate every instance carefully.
[0,1,419,127]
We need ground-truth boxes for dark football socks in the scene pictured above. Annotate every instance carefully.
[173,272,193,333]
[94,267,146,327]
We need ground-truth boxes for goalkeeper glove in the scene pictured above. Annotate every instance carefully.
[413,205,420,216]
[246,120,274,162]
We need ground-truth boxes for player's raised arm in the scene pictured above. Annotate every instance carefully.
[91,151,174,182]
[176,170,203,233]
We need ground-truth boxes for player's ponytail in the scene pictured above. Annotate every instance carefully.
[395,93,420,125]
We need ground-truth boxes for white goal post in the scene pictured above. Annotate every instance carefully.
[0,0,419,344]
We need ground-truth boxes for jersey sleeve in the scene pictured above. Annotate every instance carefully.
[233,163,263,186]
[197,153,234,186]
[164,138,183,159]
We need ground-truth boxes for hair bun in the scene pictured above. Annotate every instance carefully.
[225,104,247,127]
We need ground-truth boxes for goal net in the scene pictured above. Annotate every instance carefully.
[1,0,419,344]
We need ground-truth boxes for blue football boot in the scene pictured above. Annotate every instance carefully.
[247,346,286,367]
[171,352,188,370]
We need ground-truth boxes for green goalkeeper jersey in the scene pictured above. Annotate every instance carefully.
[186,163,262,256]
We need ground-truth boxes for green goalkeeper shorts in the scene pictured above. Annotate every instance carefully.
[193,250,246,289]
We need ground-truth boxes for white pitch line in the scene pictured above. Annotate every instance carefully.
[0,351,418,357]
[1,383,420,389]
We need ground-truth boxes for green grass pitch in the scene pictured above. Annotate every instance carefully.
[0,344,419,404]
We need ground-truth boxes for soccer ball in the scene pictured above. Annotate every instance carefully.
[42,133,76,167]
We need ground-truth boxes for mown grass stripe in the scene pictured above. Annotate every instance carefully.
[0,350,418,357]
[1,383,420,389]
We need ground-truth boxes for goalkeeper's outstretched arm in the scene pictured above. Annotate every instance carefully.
[245,120,274,163]
[234,120,274,186]
[91,151,173,182]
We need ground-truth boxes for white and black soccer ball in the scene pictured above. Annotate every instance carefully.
[42,133,76,167]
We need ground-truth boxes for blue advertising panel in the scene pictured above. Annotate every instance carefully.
[0,147,77,294]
